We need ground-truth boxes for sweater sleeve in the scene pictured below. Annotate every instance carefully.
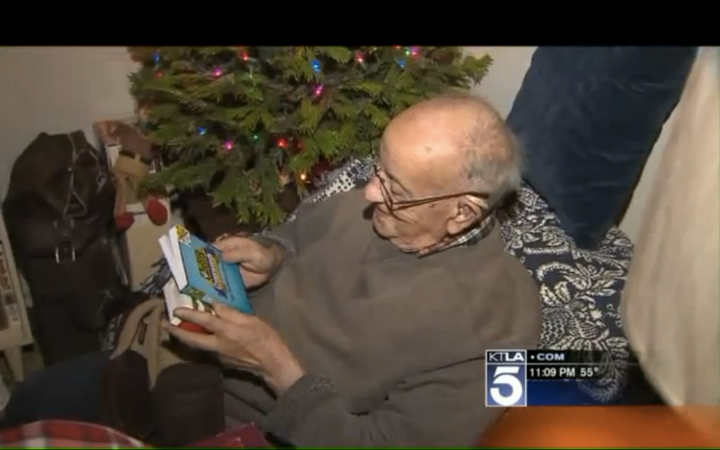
[252,189,356,256]
[252,201,315,257]
[263,357,501,447]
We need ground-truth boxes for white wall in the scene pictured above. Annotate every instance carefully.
[0,46,671,242]
[0,46,138,196]
[466,46,536,118]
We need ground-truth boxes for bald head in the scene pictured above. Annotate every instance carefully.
[368,93,520,249]
[383,93,521,205]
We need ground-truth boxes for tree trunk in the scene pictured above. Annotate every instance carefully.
[181,183,301,242]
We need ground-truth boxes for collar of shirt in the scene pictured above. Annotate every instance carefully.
[414,213,497,257]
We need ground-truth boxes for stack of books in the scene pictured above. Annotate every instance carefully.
[158,225,251,333]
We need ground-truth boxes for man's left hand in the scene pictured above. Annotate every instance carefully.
[164,303,305,393]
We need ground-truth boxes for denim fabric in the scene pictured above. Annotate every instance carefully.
[507,46,698,248]
[2,351,111,428]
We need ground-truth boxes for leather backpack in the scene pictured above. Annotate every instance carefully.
[3,131,127,362]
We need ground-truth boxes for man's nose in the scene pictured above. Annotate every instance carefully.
[364,176,384,204]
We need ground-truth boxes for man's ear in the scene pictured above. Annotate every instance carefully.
[447,195,487,235]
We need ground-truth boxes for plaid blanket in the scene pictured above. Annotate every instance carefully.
[0,420,271,448]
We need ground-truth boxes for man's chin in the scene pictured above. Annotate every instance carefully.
[371,210,391,238]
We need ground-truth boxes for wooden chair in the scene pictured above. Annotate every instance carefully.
[0,210,33,382]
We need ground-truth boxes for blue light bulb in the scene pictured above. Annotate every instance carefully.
[198,127,206,135]
[311,59,321,73]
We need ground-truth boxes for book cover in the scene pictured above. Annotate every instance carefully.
[162,278,215,327]
[159,225,252,316]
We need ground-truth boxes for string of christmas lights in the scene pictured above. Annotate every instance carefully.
[144,46,424,184]
[151,46,421,77]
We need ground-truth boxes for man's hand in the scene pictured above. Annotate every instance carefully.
[214,236,283,289]
[164,303,304,393]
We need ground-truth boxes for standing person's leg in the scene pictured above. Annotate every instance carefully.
[2,351,111,427]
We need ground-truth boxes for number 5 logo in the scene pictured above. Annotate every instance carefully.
[490,366,523,406]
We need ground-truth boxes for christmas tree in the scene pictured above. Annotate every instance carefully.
[128,46,492,227]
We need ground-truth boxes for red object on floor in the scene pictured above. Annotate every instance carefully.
[0,420,147,448]
[143,197,168,226]
[186,423,271,447]
[176,321,211,334]
[115,212,135,232]
[0,420,271,448]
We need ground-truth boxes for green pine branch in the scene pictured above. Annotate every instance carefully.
[129,46,492,227]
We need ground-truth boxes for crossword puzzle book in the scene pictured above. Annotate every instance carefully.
[159,225,252,326]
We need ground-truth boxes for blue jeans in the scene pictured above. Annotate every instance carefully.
[3,351,111,428]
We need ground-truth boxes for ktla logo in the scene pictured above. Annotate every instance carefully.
[485,350,527,407]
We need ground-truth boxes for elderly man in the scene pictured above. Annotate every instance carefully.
[5,94,542,447]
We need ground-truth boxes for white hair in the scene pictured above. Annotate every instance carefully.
[406,92,524,206]
[460,122,523,206]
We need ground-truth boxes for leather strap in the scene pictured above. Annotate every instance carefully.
[36,131,90,221]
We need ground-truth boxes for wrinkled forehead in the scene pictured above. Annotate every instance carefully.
[380,118,428,165]
[379,115,457,193]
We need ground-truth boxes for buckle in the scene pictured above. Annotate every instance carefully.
[55,240,76,263]
[53,219,76,263]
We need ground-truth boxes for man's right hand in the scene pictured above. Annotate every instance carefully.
[214,236,283,288]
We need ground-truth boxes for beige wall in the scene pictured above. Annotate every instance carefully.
[0,46,138,194]
[621,46,719,406]
[0,46,676,242]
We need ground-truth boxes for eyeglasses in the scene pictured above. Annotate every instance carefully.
[372,162,490,212]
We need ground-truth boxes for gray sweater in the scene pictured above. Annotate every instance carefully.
[223,189,542,447]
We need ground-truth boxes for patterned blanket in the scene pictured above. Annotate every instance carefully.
[499,182,633,402]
